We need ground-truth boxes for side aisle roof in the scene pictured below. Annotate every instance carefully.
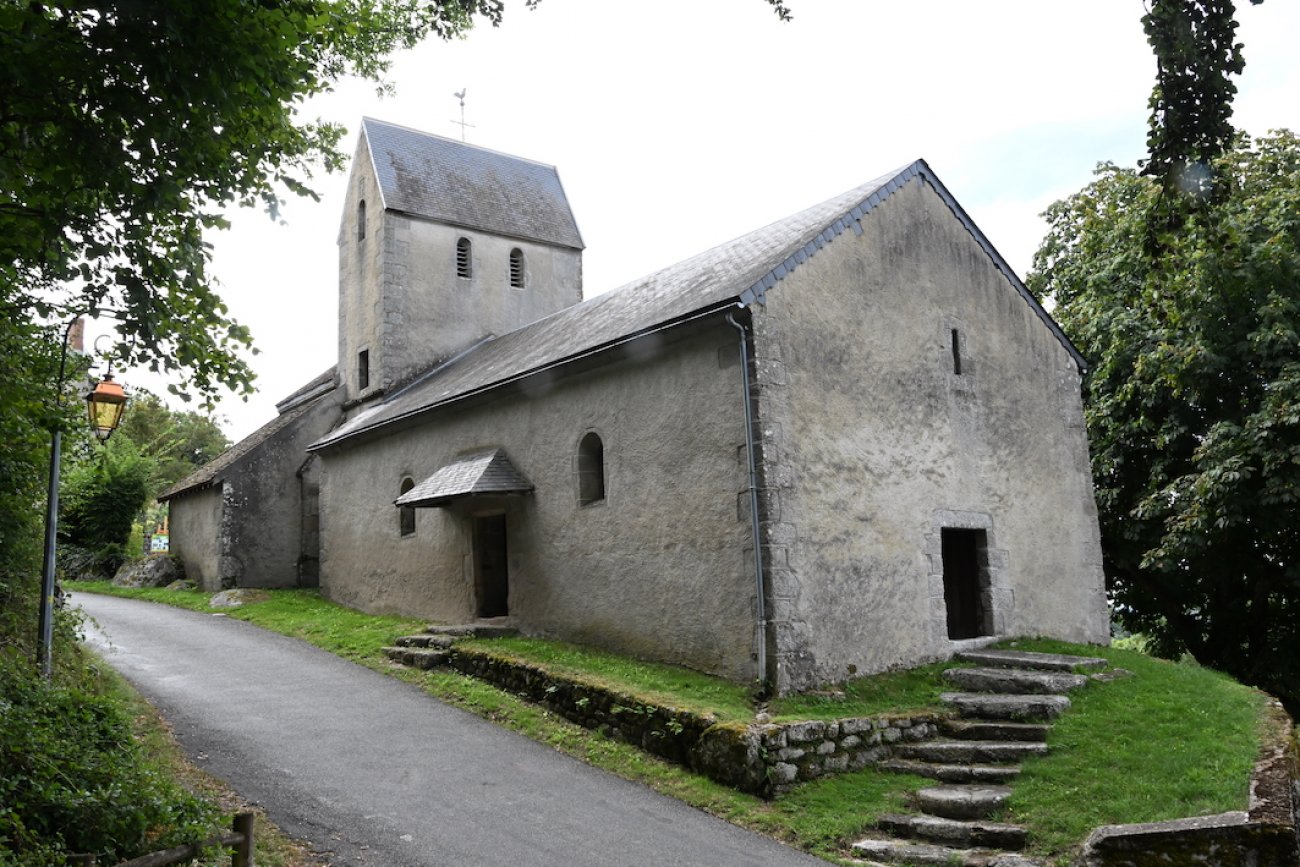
[159,367,337,501]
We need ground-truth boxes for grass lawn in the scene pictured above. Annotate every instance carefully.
[70,583,1271,864]
[994,638,1267,860]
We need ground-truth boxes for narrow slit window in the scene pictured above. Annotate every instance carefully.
[357,199,366,241]
[951,328,963,375]
[358,349,370,390]
[509,248,525,289]
[456,237,472,278]
[577,432,605,506]
[398,477,415,537]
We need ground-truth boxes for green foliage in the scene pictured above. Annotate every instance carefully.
[1141,0,1258,193]
[60,437,152,576]
[1029,131,1300,714]
[2,1,488,403]
[0,650,220,865]
[115,390,230,496]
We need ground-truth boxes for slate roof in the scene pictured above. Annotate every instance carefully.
[396,448,533,507]
[362,118,583,250]
[159,368,337,501]
[312,159,1083,451]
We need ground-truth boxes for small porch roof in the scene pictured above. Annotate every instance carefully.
[396,448,533,508]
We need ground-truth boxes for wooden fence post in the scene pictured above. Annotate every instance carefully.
[231,812,255,867]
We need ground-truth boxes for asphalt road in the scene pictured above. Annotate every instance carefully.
[76,593,828,867]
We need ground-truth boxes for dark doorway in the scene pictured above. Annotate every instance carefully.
[941,528,989,640]
[473,514,509,618]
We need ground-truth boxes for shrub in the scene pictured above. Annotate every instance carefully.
[59,438,152,579]
[0,651,219,864]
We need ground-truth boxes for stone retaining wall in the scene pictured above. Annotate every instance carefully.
[447,647,940,797]
[758,716,941,794]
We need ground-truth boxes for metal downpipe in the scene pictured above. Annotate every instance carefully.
[726,309,769,695]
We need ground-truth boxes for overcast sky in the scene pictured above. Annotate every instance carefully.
[95,0,1300,442]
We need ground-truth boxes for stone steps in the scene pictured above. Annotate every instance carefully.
[423,622,518,638]
[956,649,1107,673]
[851,837,1041,866]
[943,666,1089,696]
[859,646,1118,864]
[940,720,1050,742]
[393,633,456,649]
[386,622,518,670]
[894,740,1047,764]
[876,813,1028,849]
[382,646,450,669]
[916,784,1012,820]
[877,758,1021,784]
[941,692,1071,721]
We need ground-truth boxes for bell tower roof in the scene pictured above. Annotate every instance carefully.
[361,117,584,250]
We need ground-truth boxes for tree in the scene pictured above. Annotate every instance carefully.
[1,0,793,408]
[1,1,510,405]
[1140,0,1260,193]
[60,436,152,576]
[114,391,230,495]
[1029,132,1300,712]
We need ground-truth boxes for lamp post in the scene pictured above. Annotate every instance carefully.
[37,347,128,679]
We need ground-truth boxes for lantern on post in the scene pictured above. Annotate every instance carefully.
[85,372,127,441]
[37,333,130,679]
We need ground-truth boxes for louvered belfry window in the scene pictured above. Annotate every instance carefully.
[456,237,472,278]
[509,248,525,289]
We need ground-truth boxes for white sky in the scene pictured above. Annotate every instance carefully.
[95,0,1300,442]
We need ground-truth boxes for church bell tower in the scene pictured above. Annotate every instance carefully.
[337,118,585,410]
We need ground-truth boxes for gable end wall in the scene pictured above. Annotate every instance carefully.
[753,178,1107,693]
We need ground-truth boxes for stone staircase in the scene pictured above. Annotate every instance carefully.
[852,648,1113,866]
[382,621,517,669]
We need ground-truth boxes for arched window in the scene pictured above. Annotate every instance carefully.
[357,199,366,241]
[456,237,472,278]
[576,432,605,506]
[509,248,525,289]
[399,477,415,536]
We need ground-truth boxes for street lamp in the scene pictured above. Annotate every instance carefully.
[37,341,129,679]
[85,371,127,442]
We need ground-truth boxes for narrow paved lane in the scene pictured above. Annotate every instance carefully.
[77,593,826,866]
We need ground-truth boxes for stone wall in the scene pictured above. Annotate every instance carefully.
[167,484,223,591]
[445,645,939,797]
[758,716,940,794]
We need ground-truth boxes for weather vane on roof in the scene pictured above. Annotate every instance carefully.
[451,88,475,141]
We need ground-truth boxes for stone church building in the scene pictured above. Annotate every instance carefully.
[162,118,1108,694]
